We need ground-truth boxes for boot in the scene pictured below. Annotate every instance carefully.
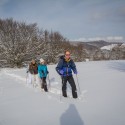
[44,85,48,92]
[72,91,78,98]
[62,91,67,97]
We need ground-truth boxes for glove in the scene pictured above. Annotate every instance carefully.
[59,70,64,75]
[41,70,45,75]
[74,70,78,74]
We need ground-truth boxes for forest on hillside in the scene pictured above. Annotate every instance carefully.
[0,18,125,67]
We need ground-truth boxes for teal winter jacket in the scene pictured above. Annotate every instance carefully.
[38,64,49,78]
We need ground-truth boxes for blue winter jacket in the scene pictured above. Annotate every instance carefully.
[56,56,77,76]
[38,64,48,78]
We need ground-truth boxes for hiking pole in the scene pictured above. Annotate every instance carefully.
[76,74,81,94]
[47,74,51,90]
[26,72,28,85]
[33,73,36,88]
[60,76,62,101]
[60,76,64,101]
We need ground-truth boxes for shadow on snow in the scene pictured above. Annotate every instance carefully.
[60,104,84,125]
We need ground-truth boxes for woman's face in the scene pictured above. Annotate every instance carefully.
[31,59,35,64]
[41,61,45,64]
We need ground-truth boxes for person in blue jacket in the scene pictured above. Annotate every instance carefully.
[56,50,78,98]
[38,58,49,92]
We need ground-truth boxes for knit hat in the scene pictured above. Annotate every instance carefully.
[40,58,44,63]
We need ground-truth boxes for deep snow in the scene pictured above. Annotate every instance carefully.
[0,60,125,125]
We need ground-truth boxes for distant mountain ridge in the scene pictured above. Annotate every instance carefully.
[69,40,125,60]
[70,40,123,50]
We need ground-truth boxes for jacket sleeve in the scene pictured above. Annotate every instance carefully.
[29,64,34,74]
[38,65,41,75]
[46,66,49,74]
[71,60,77,73]
[56,59,63,75]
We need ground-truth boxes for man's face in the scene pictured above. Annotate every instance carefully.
[65,51,70,59]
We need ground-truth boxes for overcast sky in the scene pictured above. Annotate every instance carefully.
[0,0,125,42]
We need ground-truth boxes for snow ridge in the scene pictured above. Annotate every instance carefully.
[3,69,26,82]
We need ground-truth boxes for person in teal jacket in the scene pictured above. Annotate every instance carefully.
[38,58,49,92]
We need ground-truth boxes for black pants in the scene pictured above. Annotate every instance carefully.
[41,77,48,92]
[62,75,77,98]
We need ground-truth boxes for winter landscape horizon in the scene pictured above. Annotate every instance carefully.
[0,60,125,125]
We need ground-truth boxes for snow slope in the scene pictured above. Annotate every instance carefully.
[101,44,117,50]
[0,60,125,125]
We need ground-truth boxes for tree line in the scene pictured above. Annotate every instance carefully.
[0,18,85,67]
[1,18,124,68]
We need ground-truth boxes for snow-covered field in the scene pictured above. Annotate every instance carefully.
[0,60,125,125]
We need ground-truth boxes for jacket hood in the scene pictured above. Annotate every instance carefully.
[60,55,65,59]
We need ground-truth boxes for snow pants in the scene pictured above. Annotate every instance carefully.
[26,73,40,87]
[40,77,48,92]
[62,75,77,98]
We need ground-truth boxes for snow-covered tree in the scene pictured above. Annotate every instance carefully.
[0,18,44,67]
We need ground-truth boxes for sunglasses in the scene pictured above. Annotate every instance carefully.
[65,54,70,56]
